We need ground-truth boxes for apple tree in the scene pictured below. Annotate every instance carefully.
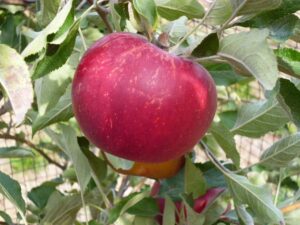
[0,0,300,224]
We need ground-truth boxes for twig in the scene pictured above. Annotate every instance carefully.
[281,202,300,214]
[76,0,87,10]
[87,0,113,33]
[0,101,12,117]
[0,133,66,170]
[117,175,129,198]
[170,1,216,54]
[218,0,248,34]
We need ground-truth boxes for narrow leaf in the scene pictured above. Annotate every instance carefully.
[276,78,300,128]
[0,147,34,158]
[32,20,80,79]
[41,191,82,225]
[0,171,26,214]
[192,33,219,58]
[35,64,73,116]
[22,0,74,58]
[133,0,157,26]
[276,48,300,79]
[0,44,33,124]
[184,157,206,198]
[225,173,284,224]
[163,197,176,225]
[206,0,233,26]
[210,122,240,167]
[219,29,278,90]
[155,0,205,20]
[232,96,289,137]
[260,133,300,168]
[46,125,91,191]
[0,211,13,225]
[32,85,73,135]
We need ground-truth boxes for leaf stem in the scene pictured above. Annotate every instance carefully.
[80,191,89,225]
[199,141,232,174]
[78,27,88,51]
[274,169,284,206]
[218,0,248,34]
[87,0,113,33]
[170,1,216,54]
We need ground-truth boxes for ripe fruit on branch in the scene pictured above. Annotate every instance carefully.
[72,32,217,163]
[116,156,185,179]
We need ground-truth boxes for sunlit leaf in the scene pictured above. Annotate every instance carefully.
[232,96,289,137]
[219,29,278,90]
[0,44,33,124]
[260,133,300,168]
[155,0,205,20]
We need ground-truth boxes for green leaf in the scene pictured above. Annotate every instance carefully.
[32,85,73,135]
[276,78,300,128]
[206,0,233,26]
[38,0,61,27]
[41,191,82,225]
[206,64,245,86]
[32,20,80,79]
[46,125,92,191]
[0,147,34,158]
[276,48,300,79]
[210,122,240,168]
[127,197,159,217]
[110,2,128,32]
[235,205,255,225]
[162,16,188,42]
[35,64,73,116]
[219,29,278,90]
[231,96,289,137]
[159,169,185,201]
[155,0,205,20]
[0,171,26,214]
[225,173,284,224]
[238,0,300,28]
[184,157,206,198]
[78,137,107,181]
[133,0,157,26]
[28,179,63,209]
[106,152,134,170]
[197,162,227,188]
[237,0,282,15]
[0,211,13,225]
[108,193,138,223]
[22,0,74,59]
[260,133,300,168]
[192,33,219,58]
[163,197,176,225]
[269,14,299,42]
[0,44,33,124]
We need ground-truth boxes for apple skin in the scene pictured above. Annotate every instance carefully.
[72,32,217,162]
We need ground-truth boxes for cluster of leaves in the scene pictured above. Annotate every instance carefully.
[0,0,300,224]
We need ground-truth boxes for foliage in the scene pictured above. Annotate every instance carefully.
[0,0,300,224]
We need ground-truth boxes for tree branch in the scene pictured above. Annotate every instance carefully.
[87,0,113,33]
[0,133,66,170]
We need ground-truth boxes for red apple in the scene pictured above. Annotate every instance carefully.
[72,32,217,162]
